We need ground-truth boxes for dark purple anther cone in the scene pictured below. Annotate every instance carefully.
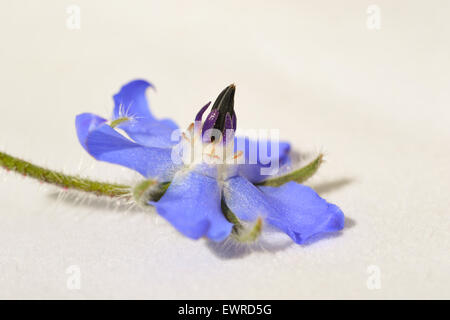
[200,84,237,143]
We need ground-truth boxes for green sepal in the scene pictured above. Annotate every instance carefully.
[132,179,170,205]
[231,217,263,243]
[221,199,242,229]
[221,200,263,243]
[255,153,323,187]
[110,117,130,128]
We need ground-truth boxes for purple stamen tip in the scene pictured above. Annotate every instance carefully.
[224,113,233,131]
[201,109,220,138]
[195,102,211,122]
[223,113,234,144]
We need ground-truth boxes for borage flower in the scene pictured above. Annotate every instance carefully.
[75,80,345,244]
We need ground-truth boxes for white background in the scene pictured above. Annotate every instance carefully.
[0,0,449,299]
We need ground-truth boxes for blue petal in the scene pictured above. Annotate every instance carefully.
[75,113,107,150]
[76,116,178,181]
[150,171,233,241]
[259,182,345,243]
[113,79,155,121]
[233,136,291,182]
[117,119,179,148]
[112,80,179,148]
[223,177,344,244]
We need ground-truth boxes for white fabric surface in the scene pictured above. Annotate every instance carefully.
[0,0,449,299]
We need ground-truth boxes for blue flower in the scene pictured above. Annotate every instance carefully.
[76,80,344,244]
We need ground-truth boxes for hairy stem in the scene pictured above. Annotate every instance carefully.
[0,151,130,197]
[256,153,323,187]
